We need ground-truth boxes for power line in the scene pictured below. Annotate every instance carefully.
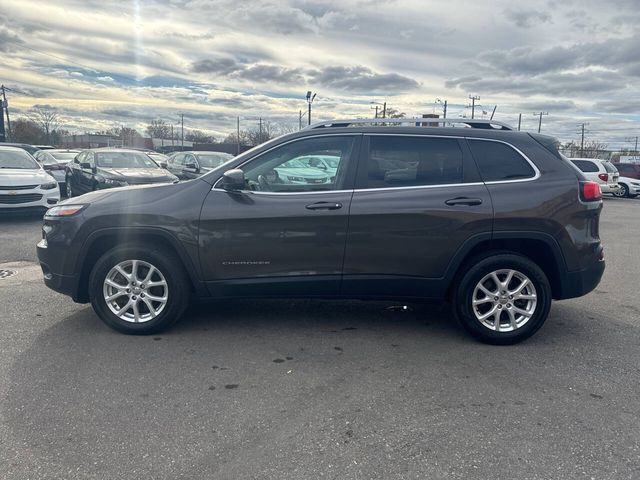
[3,38,103,73]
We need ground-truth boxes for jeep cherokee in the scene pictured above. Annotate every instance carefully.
[37,118,605,344]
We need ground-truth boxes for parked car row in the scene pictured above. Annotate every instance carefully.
[0,143,240,211]
[569,157,640,198]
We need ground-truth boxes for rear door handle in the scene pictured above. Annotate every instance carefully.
[445,197,483,206]
[305,201,342,210]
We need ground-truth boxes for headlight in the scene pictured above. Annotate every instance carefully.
[103,178,128,186]
[40,181,57,190]
[45,204,86,217]
[287,176,304,182]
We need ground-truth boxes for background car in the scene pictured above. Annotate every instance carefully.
[569,158,620,194]
[34,149,80,191]
[612,176,640,198]
[614,162,640,180]
[65,148,178,197]
[272,158,330,185]
[165,151,234,180]
[146,151,168,166]
[0,145,60,212]
[297,155,340,179]
[0,143,40,156]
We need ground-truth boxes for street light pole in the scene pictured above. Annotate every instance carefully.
[306,91,317,126]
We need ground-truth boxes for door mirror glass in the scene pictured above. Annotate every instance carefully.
[185,162,199,171]
[80,162,92,170]
[222,169,245,191]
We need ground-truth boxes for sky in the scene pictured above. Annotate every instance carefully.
[1,0,639,148]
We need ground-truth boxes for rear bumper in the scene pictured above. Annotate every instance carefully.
[557,258,605,300]
[601,184,619,194]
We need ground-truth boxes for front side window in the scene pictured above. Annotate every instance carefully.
[469,140,536,182]
[364,136,463,188]
[241,136,355,192]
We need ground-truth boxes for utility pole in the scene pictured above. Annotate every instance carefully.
[179,113,184,150]
[579,123,588,155]
[468,95,480,119]
[490,105,497,120]
[443,100,447,119]
[517,113,522,131]
[298,110,303,131]
[258,117,263,142]
[171,125,174,147]
[236,116,240,155]
[1,85,12,142]
[635,136,638,154]
[372,105,379,118]
[534,112,548,133]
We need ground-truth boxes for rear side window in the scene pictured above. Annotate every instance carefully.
[603,162,618,173]
[571,160,599,172]
[365,136,463,188]
[468,140,536,182]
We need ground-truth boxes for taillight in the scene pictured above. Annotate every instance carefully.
[598,173,608,181]
[580,181,602,201]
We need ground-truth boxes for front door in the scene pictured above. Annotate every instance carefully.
[342,134,493,299]
[198,134,360,297]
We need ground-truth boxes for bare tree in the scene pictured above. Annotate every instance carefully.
[29,107,60,143]
[185,129,216,144]
[11,119,45,144]
[581,140,609,159]
[145,119,170,139]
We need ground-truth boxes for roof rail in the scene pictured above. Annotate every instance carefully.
[304,117,514,131]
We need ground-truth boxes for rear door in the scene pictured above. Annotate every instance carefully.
[342,134,493,298]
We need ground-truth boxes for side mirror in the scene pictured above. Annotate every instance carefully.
[222,169,245,191]
[159,161,168,168]
[185,162,199,172]
[80,162,92,170]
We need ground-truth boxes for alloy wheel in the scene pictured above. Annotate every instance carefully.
[471,269,537,332]
[103,259,168,323]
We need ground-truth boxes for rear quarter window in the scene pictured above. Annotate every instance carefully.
[468,139,536,182]
[571,160,599,172]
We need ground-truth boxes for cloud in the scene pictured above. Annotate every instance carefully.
[309,65,420,93]
[504,8,552,28]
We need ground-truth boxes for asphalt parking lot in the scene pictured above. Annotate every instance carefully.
[1,198,639,480]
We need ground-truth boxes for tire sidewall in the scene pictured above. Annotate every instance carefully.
[89,246,189,334]
[455,254,552,345]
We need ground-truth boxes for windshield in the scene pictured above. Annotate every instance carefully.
[197,153,233,168]
[49,152,79,162]
[148,153,168,161]
[95,152,158,168]
[0,150,40,169]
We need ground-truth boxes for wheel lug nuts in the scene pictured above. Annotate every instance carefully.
[140,293,145,298]
[497,305,502,309]
[132,296,137,300]
[506,303,511,308]
[140,284,145,289]
[126,288,130,293]
[509,295,513,299]
[494,296,499,301]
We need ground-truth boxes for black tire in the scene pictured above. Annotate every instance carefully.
[615,183,629,198]
[88,245,191,334]
[453,253,552,345]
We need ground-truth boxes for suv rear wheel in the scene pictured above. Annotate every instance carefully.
[453,253,552,345]
[88,246,190,334]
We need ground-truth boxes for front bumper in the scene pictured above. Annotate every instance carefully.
[0,187,60,210]
[37,238,84,302]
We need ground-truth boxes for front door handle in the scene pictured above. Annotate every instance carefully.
[305,201,342,210]
[445,197,483,206]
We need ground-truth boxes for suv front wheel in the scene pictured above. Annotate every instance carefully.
[453,253,552,345]
[88,246,190,334]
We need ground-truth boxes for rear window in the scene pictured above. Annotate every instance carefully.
[571,160,599,172]
[468,140,535,182]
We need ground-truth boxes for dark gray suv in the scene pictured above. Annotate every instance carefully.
[37,119,605,344]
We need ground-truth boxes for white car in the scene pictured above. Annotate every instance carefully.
[0,146,60,212]
[569,158,620,194]
[613,176,640,198]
